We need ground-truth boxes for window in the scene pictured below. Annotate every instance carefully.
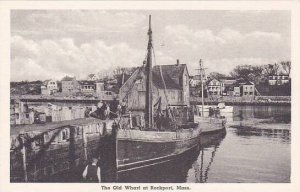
[244,92,248,95]
[25,113,29,118]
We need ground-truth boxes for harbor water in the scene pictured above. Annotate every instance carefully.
[118,105,291,183]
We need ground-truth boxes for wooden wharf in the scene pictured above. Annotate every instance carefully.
[10,118,117,182]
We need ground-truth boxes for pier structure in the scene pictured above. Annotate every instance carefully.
[10,118,117,182]
[190,96,291,106]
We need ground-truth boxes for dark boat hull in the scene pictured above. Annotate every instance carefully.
[117,137,200,172]
[116,129,227,183]
[116,127,202,173]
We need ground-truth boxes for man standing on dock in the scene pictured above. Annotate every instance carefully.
[82,157,101,183]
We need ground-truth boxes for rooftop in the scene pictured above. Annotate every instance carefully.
[152,64,187,90]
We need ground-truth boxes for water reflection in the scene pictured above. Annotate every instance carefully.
[189,131,226,183]
[231,126,290,143]
[233,105,291,123]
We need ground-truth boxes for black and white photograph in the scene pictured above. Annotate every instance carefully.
[1,1,300,192]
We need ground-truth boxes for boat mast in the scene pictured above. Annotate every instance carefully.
[145,15,153,128]
[199,59,204,116]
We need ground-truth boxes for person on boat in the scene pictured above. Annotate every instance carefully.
[84,107,91,118]
[97,100,103,108]
[121,99,127,114]
[105,103,110,119]
[82,157,101,183]
[172,107,178,117]
[110,98,119,118]
[117,104,122,116]
[208,107,214,117]
[155,112,163,130]
[215,107,221,118]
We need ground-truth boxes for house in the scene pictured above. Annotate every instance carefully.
[87,74,98,81]
[268,75,289,85]
[96,82,105,93]
[61,76,80,93]
[219,79,236,96]
[241,81,255,97]
[190,75,205,87]
[78,80,96,93]
[227,79,255,97]
[95,81,118,100]
[41,80,58,95]
[207,79,224,96]
[119,61,190,110]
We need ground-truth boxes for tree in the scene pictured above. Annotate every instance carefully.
[209,72,228,80]
[263,63,280,76]
[230,65,253,80]
[280,61,291,77]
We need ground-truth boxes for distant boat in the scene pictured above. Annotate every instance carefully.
[115,15,202,173]
[197,103,233,116]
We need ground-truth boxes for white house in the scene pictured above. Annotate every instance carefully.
[41,80,58,95]
[78,80,96,93]
[207,79,224,96]
[268,75,289,85]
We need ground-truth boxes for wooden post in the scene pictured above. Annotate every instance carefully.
[81,126,88,162]
[19,134,28,182]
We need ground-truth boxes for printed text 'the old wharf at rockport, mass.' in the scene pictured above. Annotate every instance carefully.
[101,185,190,191]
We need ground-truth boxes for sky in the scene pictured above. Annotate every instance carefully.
[11,10,291,81]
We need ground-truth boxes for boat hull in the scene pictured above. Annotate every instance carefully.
[194,116,226,133]
[116,127,201,173]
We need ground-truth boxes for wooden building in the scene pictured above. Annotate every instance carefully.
[119,61,190,110]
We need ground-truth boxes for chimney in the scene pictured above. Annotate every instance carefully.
[176,59,180,65]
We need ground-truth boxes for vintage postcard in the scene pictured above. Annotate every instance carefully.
[0,1,299,192]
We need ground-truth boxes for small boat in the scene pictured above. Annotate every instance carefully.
[196,102,233,114]
[115,16,202,173]
[194,116,225,134]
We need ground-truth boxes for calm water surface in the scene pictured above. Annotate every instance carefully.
[119,105,291,183]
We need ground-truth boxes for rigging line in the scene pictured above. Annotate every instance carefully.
[152,44,170,108]
[122,45,149,102]
[122,65,144,102]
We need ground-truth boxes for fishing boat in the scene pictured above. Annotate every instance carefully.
[193,60,227,133]
[115,15,202,173]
